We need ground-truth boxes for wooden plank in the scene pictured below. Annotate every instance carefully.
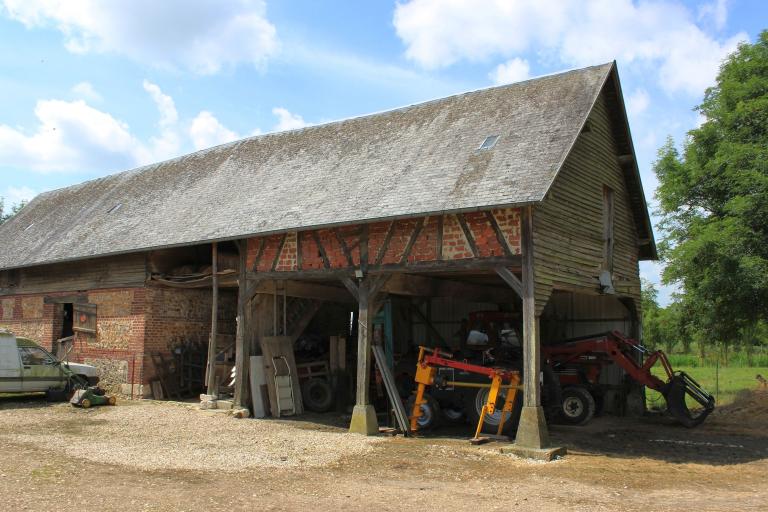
[252,237,266,271]
[251,279,352,303]
[261,336,304,416]
[372,345,411,435]
[456,213,479,257]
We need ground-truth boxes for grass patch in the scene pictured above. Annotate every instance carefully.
[649,365,768,407]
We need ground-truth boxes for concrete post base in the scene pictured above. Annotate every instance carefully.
[349,404,379,435]
[515,405,550,448]
[500,444,567,461]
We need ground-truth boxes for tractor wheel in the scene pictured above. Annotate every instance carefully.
[80,398,92,409]
[108,396,117,406]
[467,386,523,436]
[406,393,441,431]
[302,378,333,412]
[559,386,596,425]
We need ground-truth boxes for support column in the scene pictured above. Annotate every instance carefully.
[205,242,219,398]
[233,240,250,408]
[506,206,565,460]
[349,277,378,435]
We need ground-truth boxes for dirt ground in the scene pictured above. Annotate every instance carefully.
[0,390,766,512]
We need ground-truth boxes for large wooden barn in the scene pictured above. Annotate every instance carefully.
[0,62,655,452]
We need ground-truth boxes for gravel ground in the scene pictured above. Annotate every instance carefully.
[0,394,765,511]
[0,400,382,471]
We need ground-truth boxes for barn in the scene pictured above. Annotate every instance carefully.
[0,62,655,455]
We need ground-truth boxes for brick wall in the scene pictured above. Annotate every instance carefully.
[142,287,236,385]
[247,207,522,271]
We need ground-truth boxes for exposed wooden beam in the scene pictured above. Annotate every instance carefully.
[244,255,522,281]
[360,224,369,272]
[252,238,266,271]
[311,231,331,269]
[205,242,219,396]
[333,228,356,267]
[234,240,250,407]
[341,276,359,302]
[456,213,479,257]
[374,221,396,265]
[495,266,523,298]
[436,216,444,261]
[251,279,352,303]
[486,211,514,257]
[271,233,288,272]
[296,231,303,271]
[399,218,425,265]
[381,273,517,304]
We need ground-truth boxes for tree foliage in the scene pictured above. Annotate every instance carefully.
[654,31,768,353]
[0,197,26,225]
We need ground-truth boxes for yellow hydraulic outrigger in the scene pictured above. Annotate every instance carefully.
[410,346,521,442]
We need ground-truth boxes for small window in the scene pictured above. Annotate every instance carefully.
[107,203,122,214]
[73,303,97,334]
[603,186,615,273]
[478,135,500,150]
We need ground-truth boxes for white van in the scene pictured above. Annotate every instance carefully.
[0,329,99,394]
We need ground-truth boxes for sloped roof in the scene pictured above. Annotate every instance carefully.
[0,62,654,270]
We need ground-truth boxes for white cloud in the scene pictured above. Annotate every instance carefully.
[627,88,650,117]
[71,81,102,102]
[489,58,530,85]
[189,111,242,150]
[0,0,278,74]
[0,99,147,172]
[393,0,747,95]
[0,81,189,173]
[142,80,181,159]
[2,185,36,205]
[271,107,308,131]
[698,0,728,31]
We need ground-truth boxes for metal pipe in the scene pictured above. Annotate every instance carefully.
[446,381,523,390]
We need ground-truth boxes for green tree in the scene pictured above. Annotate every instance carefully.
[0,197,26,224]
[654,31,768,362]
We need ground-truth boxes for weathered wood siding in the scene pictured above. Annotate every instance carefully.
[0,253,148,296]
[533,88,641,314]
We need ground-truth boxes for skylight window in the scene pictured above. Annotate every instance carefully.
[107,203,123,214]
[478,135,500,150]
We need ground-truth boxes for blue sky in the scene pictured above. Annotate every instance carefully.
[0,0,765,304]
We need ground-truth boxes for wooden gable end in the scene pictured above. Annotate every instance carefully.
[532,87,642,314]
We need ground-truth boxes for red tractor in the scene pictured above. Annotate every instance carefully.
[543,331,715,427]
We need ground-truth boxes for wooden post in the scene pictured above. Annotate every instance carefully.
[205,242,219,397]
[234,240,250,408]
[514,205,551,449]
[349,277,378,435]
